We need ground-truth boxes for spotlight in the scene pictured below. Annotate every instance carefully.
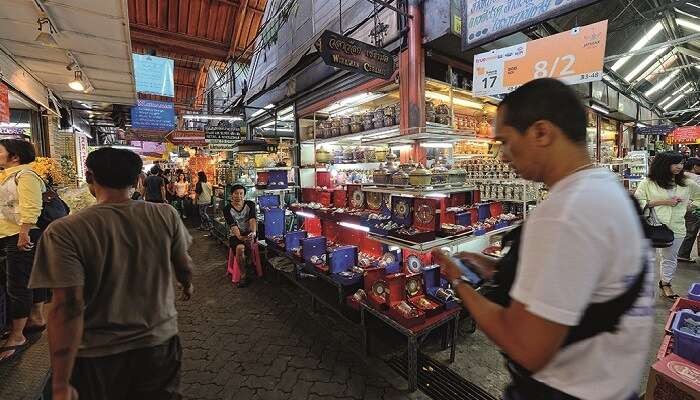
[68,70,85,91]
[35,18,58,47]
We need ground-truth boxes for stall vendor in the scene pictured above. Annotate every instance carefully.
[222,184,257,287]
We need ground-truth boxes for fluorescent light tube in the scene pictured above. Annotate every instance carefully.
[251,104,275,118]
[296,211,317,218]
[425,91,483,110]
[612,22,663,71]
[338,221,370,232]
[664,94,686,110]
[645,70,680,97]
[420,142,454,148]
[590,104,609,114]
[624,47,668,82]
[678,18,700,32]
[0,123,30,128]
[182,114,242,121]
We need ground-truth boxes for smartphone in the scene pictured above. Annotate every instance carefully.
[449,256,483,286]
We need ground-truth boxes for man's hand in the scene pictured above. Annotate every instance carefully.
[431,250,462,282]
[454,252,497,280]
[180,282,194,301]
[53,384,78,400]
[17,230,33,251]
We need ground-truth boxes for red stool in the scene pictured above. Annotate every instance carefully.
[226,242,263,284]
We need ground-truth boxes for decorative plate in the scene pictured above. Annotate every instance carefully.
[406,255,422,274]
[366,192,382,210]
[371,280,388,297]
[406,276,422,297]
[394,199,410,219]
[415,203,434,225]
[351,190,365,208]
[381,252,397,266]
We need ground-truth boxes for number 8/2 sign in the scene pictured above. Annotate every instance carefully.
[472,20,607,97]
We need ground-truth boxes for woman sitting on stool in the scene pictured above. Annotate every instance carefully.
[223,184,257,287]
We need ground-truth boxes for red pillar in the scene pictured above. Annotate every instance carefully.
[399,0,426,165]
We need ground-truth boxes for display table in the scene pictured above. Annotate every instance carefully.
[359,304,459,392]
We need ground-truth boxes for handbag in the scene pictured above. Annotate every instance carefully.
[642,205,674,248]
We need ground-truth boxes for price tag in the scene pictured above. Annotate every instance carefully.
[473,20,607,96]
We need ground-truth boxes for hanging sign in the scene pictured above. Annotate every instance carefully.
[472,20,607,96]
[132,54,175,97]
[636,125,675,136]
[0,83,9,123]
[166,130,207,146]
[131,99,176,131]
[461,0,601,50]
[205,121,243,144]
[667,126,700,145]
[207,143,238,151]
[315,30,395,80]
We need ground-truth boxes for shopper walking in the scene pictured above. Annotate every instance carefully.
[433,79,653,400]
[29,147,195,400]
[172,173,189,219]
[678,158,700,262]
[194,171,212,230]
[144,166,166,203]
[223,184,257,287]
[635,151,700,298]
[0,139,50,362]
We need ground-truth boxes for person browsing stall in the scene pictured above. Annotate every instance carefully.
[635,152,700,297]
[432,79,653,400]
[677,157,700,263]
[223,184,257,287]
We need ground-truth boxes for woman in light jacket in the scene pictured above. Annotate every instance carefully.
[635,151,700,298]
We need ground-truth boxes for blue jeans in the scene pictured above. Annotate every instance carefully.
[198,204,212,229]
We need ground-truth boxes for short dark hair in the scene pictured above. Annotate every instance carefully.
[230,184,246,195]
[0,139,36,164]
[498,78,587,143]
[150,165,161,175]
[86,147,143,189]
[197,171,207,183]
[649,151,686,189]
[685,157,700,170]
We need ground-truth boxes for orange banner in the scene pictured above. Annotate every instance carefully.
[667,126,700,145]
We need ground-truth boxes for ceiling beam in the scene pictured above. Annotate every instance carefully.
[229,0,250,58]
[194,64,209,108]
[130,23,229,61]
[604,32,700,62]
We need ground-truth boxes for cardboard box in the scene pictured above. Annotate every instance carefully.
[645,353,700,399]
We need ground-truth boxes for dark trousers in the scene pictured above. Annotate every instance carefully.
[72,335,182,400]
[0,230,50,319]
[679,210,700,259]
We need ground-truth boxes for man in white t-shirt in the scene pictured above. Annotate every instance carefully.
[433,78,653,400]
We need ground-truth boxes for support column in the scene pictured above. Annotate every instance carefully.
[399,0,426,164]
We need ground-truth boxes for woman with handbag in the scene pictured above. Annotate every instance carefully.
[635,151,700,298]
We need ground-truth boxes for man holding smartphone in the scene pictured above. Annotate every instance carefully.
[223,184,257,287]
[432,79,653,400]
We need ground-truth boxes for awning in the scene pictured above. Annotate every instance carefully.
[666,126,700,145]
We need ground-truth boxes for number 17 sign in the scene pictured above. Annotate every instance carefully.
[472,20,608,97]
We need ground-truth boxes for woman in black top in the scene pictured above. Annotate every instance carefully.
[222,184,256,286]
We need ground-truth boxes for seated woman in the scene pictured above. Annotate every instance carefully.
[222,184,257,287]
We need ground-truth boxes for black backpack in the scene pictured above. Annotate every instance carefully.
[15,170,70,230]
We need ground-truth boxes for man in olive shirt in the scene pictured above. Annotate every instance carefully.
[29,148,195,400]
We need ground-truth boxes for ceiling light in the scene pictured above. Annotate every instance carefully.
[645,69,680,97]
[684,111,700,125]
[250,104,275,118]
[35,17,58,47]
[338,221,370,232]
[420,142,454,148]
[182,114,242,121]
[68,70,85,91]
[678,18,700,32]
[0,122,30,128]
[295,211,317,219]
[611,22,663,71]
[675,8,700,20]
[590,104,609,114]
[425,91,483,110]
[634,51,677,85]
[664,94,686,110]
[689,3,700,10]
[624,47,668,82]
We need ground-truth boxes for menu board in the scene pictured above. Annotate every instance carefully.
[473,21,607,96]
[132,54,175,97]
[131,99,175,131]
[0,83,9,123]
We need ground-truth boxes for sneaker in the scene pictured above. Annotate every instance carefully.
[678,256,693,262]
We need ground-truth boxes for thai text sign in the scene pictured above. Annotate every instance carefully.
[636,125,674,136]
[473,20,607,96]
[167,130,206,146]
[667,126,700,145]
[462,0,601,50]
[132,54,175,97]
[131,99,176,131]
[0,83,9,123]
[205,124,242,144]
[315,30,395,80]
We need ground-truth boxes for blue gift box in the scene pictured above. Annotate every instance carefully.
[381,248,402,274]
[455,211,471,227]
[329,245,358,274]
[391,196,414,226]
[477,203,491,221]
[268,169,289,189]
[301,236,327,264]
[263,207,285,239]
[258,194,280,208]
[285,231,307,254]
[423,265,457,310]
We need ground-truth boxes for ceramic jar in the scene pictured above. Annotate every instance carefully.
[409,165,433,187]
[316,148,331,164]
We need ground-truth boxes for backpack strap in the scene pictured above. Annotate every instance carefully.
[13,169,47,192]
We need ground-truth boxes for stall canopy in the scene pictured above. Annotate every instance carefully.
[666,126,700,145]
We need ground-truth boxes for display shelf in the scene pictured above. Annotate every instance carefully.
[361,129,477,146]
[301,162,382,170]
[258,187,297,194]
[255,166,297,171]
[464,178,528,184]
[482,197,537,203]
[367,225,517,252]
[300,125,399,145]
[360,184,476,198]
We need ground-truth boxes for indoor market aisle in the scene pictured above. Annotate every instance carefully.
[176,228,420,400]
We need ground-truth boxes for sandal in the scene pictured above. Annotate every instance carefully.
[659,281,680,299]
[0,340,29,363]
[0,324,46,340]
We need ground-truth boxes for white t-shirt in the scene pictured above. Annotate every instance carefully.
[510,168,654,400]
